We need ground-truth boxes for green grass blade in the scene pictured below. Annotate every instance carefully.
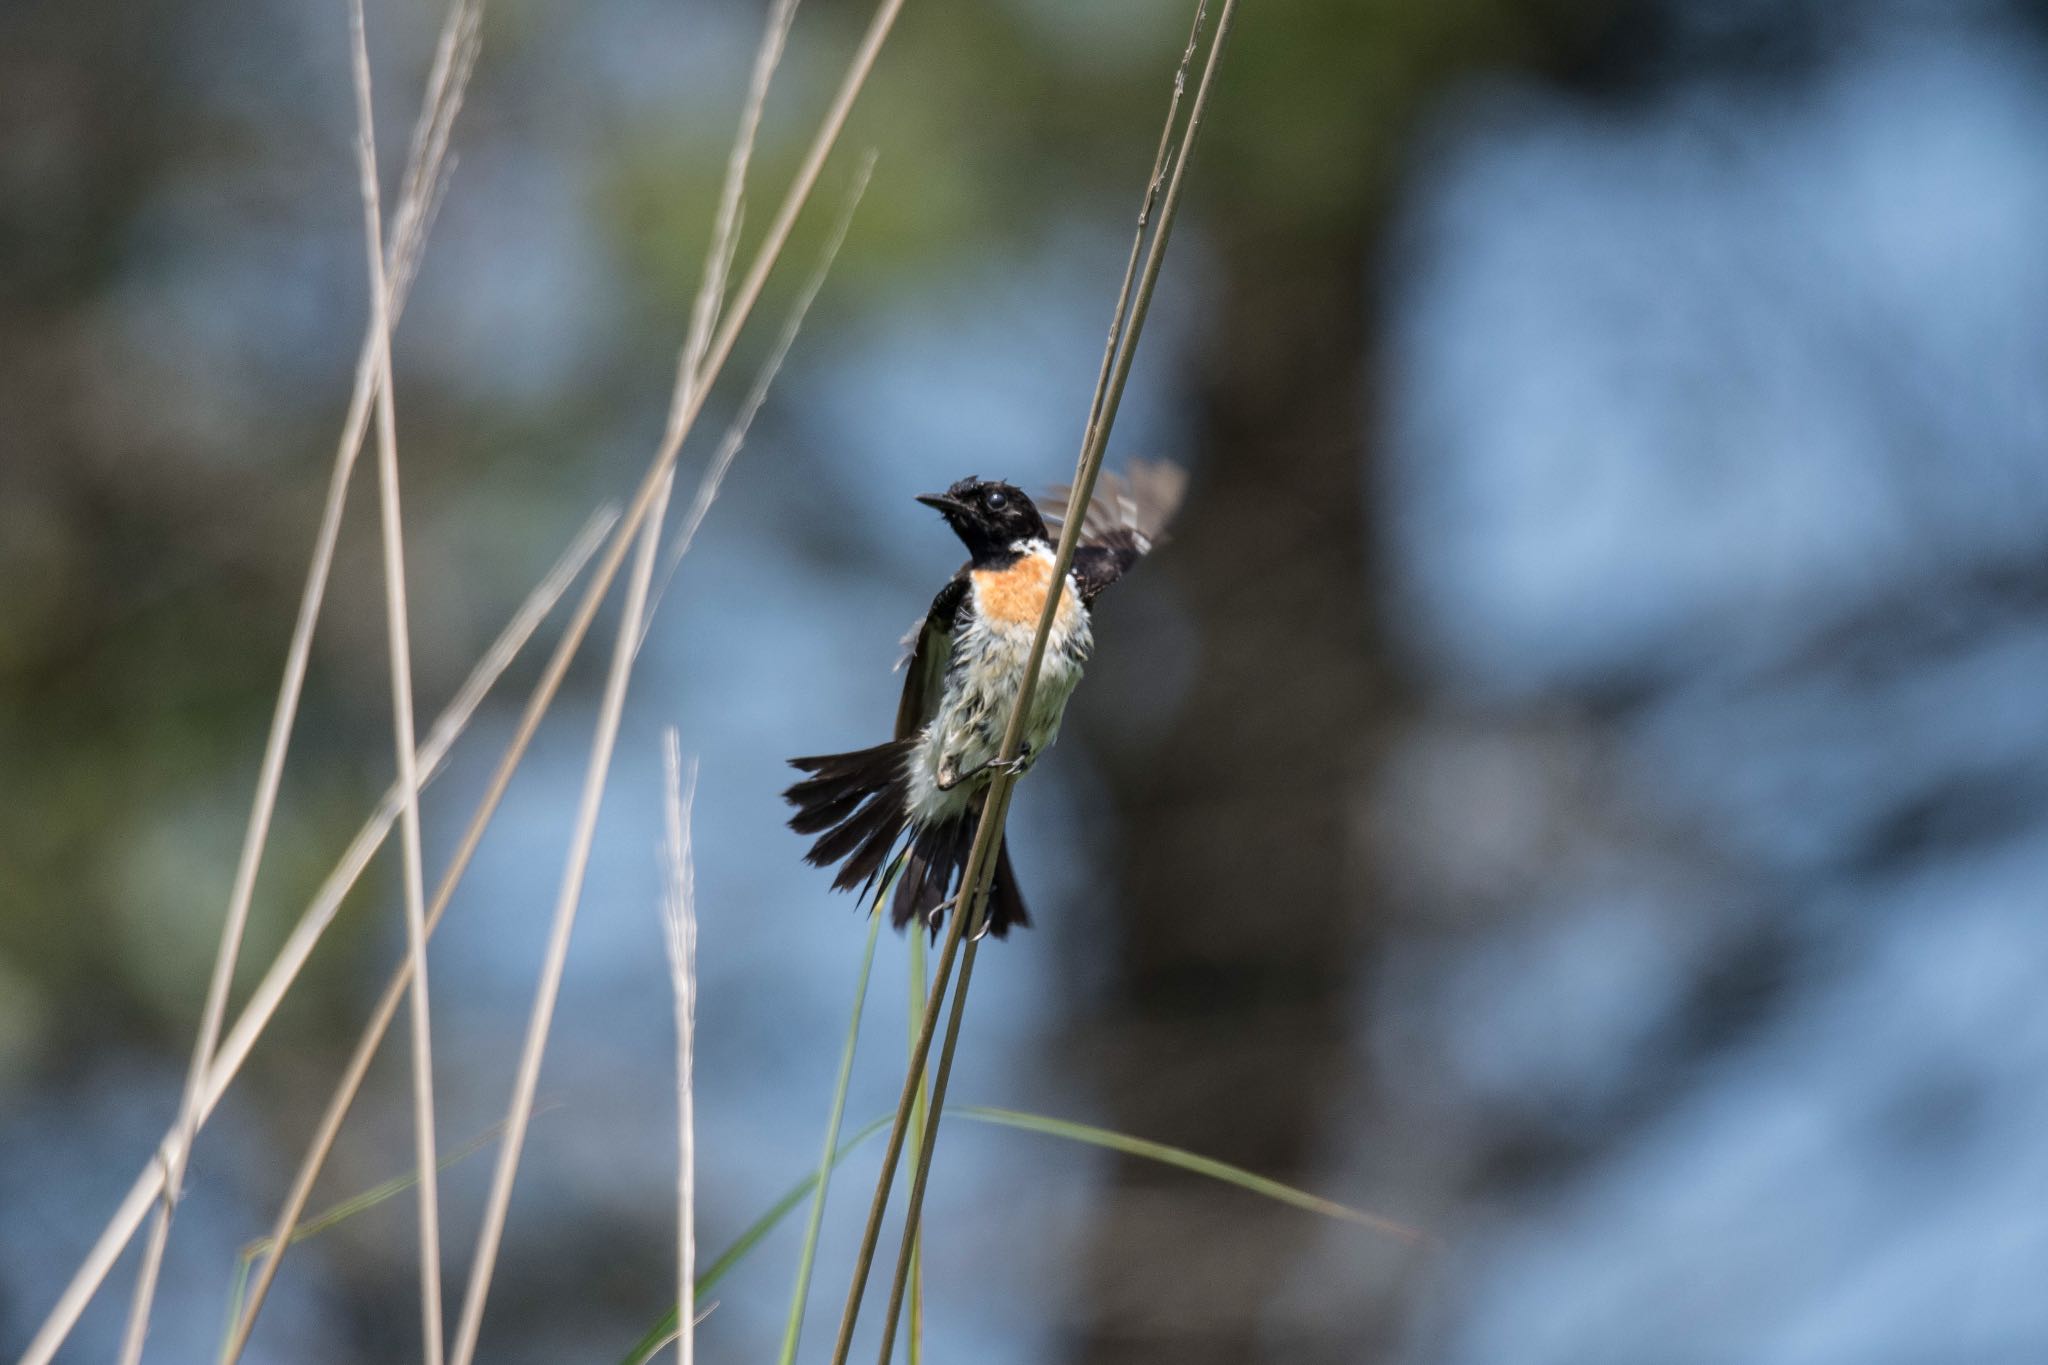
[620,1113,894,1365]
[618,1100,1418,1365]
[217,1114,527,1363]
[954,1106,1425,1245]
[216,1255,254,1365]
[776,909,884,1365]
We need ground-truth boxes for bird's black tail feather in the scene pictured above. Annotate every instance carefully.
[784,743,1028,939]
[786,739,914,896]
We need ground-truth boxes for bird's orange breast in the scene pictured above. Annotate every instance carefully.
[971,552,1078,630]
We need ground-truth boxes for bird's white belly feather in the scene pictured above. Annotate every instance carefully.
[903,570,1091,827]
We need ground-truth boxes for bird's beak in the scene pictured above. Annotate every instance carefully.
[916,493,969,517]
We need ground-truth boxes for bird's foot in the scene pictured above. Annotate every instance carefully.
[935,746,1031,791]
[987,747,1034,779]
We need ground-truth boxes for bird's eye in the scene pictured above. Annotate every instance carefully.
[985,489,1007,510]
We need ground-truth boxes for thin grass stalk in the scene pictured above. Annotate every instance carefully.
[110,428,359,1364]
[666,0,796,482]
[642,150,878,645]
[628,1090,1418,1365]
[229,5,903,1340]
[412,0,910,1031]
[445,499,667,1365]
[448,0,892,1345]
[355,0,902,1091]
[220,517,617,1364]
[658,733,701,1365]
[621,1115,897,1365]
[871,929,988,1365]
[220,1114,528,1362]
[860,4,1238,1356]
[223,979,427,1361]
[904,930,930,1364]
[699,0,906,426]
[203,506,615,1122]
[677,0,801,401]
[89,12,480,1362]
[1075,0,1209,452]
[389,0,483,309]
[957,1108,1426,1244]
[863,788,1009,1365]
[60,506,603,1365]
[640,1304,720,1364]
[827,8,1195,1351]
[237,1118,516,1287]
[224,149,868,1347]
[776,905,884,1365]
[347,3,446,1356]
[603,0,787,745]
[620,1080,1420,1365]
[137,0,893,1351]
[826,0,1214,1327]
[114,1191,165,1358]
[620,1085,1412,1365]
[824,825,979,1363]
[829,766,1026,1364]
[283,17,868,1303]
[227,552,632,1360]
[218,1260,252,1365]
[225,932,438,1359]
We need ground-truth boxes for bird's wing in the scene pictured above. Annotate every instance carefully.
[894,568,970,740]
[1041,458,1187,604]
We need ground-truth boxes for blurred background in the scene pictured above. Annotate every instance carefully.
[6,0,2048,1360]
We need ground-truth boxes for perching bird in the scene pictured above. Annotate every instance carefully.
[783,461,1185,938]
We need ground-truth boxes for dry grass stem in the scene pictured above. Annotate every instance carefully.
[447,0,857,1347]
[227,109,873,1339]
[73,6,482,1364]
[36,509,599,1365]
[643,150,877,643]
[873,7,1238,1352]
[675,0,801,410]
[904,929,930,1362]
[208,505,615,1124]
[872,917,986,1365]
[220,514,614,1364]
[659,731,701,1365]
[53,0,900,1353]
[640,0,812,648]
[857,795,1006,1365]
[446,482,667,1365]
[347,1,447,1355]
[826,786,1006,1364]
[839,4,1237,1359]
[230,0,895,1339]
[389,1,483,308]
[1079,0,1210,443]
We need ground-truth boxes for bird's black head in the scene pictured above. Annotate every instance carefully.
[915,477,1048,561]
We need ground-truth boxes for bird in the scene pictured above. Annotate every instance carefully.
[783,460,1185,939]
